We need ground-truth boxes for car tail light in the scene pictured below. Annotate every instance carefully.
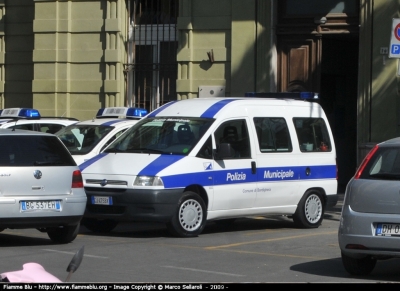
[354,145,379,179]
[72,170,84,188]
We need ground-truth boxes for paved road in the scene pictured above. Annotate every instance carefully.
[1,194,400,284]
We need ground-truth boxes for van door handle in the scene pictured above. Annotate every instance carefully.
[251,161,256,174]
[305,167,311,176]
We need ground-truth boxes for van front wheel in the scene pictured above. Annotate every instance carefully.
[293,191,324,228]
[167,192,207,237]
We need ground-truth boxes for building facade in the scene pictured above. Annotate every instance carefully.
[1,0,399,188]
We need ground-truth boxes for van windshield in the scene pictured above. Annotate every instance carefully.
[104,117,214,155]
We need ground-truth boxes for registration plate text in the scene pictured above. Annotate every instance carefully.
[21,201,61,212]
[91,196,113,205]
[376,223,400,237]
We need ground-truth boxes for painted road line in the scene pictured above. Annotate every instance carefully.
[203,248,329,260]
[205,231,337,249]
[42,249,108,259]
[161,266,245,277]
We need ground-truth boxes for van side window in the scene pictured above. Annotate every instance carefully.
[293,118,332,152]
[253,117,292,152]
[196,136,212,159]
[214,119,251,159]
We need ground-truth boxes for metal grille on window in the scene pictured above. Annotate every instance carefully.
[126,0,178,112]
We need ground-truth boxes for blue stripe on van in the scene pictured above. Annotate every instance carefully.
[200,99,237,118]
[258,165,336,181]
[162,171,214,188]
[297,165,337,180]
[138,155,185,176]
[147,101,178,118]
[160,164,337,188]
[79,153,108,171]
[162,167,257,188]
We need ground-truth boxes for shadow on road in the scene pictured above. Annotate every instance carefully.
[81,214,307,237]
[79,212,336,239]
[291,256,400,283]
[0,232,54,247]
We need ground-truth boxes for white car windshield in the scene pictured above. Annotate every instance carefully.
[57,125,114,155]
[104,117,214,155]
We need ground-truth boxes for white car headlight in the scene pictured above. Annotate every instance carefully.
[134,176,164,186]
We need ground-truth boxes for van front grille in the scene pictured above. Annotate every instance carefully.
[85,179,128,186]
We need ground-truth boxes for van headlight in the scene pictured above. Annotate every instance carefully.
[134,176,164,186]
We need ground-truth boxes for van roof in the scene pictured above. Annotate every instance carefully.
[147,97,322,119]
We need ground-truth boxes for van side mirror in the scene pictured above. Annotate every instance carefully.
[214,143,234,160]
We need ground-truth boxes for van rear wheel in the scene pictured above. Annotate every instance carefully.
[167,191,207,237]
[293,190,324,228]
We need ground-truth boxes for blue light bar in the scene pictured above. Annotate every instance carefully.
[126,107,148,118]
[244,92,319,100]
[299,92,317,100]
[20,108,41,118]
[96,108,105,117]
[0,108,41,118]
[96,107,148,119]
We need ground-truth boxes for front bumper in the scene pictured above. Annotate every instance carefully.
[0,216,83,229]
[0,195,86,228]
[84,187,184,223]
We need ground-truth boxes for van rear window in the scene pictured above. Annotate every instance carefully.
[293,118,332,152]
[0,135,76,166]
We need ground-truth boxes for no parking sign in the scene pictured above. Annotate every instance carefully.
[389,18,400,58]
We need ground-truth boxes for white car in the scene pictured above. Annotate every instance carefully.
[0,108,78,133]
[0,129,87,243]
[56,107,148,165]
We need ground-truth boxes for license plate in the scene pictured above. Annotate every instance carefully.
[376,223,400,236]
[21,201,61,212]
[91,196,113,205]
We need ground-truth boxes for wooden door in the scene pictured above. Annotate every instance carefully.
[277,36,321,93]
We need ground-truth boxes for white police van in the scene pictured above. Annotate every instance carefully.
[0,108,78,132]
[79,93,338,236]
[56,107,147,165]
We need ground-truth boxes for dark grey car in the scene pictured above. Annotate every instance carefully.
[339,137,400,275]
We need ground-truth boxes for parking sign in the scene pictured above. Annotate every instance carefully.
[389,18,400,58]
